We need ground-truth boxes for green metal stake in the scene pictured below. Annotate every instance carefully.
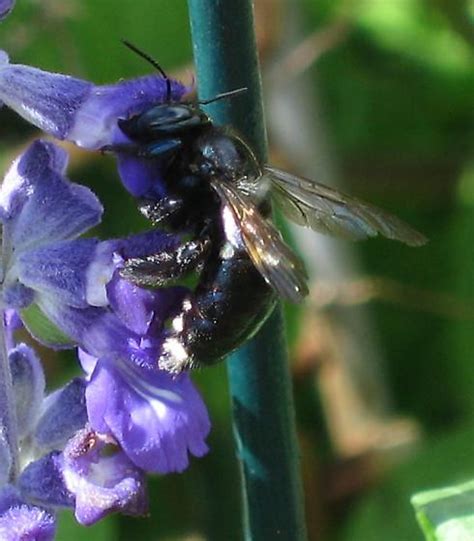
[187,2,307,540]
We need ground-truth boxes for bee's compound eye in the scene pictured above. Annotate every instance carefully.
[150,105,194,126]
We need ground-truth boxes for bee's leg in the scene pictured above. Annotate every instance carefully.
[119,236,212,288]
[100,142,142,155]
[101,138,181,159]
[137,196,184,227]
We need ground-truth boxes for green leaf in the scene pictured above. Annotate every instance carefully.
[339,426,474,541]
[412,479,474,541]
[20,304,74,347]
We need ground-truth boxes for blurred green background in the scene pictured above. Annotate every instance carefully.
[0,0,473,539]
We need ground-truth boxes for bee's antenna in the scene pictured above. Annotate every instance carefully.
[122,39,171,102]
[198,87,247,105]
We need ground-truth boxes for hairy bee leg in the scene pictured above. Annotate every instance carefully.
[137,196,184,227]
[157,345,192,375]
[101,142,146,156]
[119,236,212,287]
[157,298,200,375]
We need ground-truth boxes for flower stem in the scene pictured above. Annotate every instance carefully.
[0,225,19,481]
[188,2,307,539]
[0,308,19,481]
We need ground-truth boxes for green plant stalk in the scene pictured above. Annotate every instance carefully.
[188,2,307,539]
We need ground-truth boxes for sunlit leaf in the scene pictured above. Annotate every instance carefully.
[412,479,474,541]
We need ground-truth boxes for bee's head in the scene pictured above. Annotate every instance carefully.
[119,102,211,140]
[119,40,247,143]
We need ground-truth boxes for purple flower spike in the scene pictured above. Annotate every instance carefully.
[62,429,148,525]
[0,53,188,148]
[0,0,14,21]
[85,356,211,473]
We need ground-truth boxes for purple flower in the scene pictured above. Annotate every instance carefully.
[61,428,148,525]
[8,342,82,464]
[0,51,187,148]
[0,139,105,347]
[0,139,102,248]
[0,486,55,541]
[0,330,150,534]
[0,139,180,353]
[83,353,210,473]
[0,53,189,197]
[0,139,211,482]
[0,40,214,535]
[0,0,14,21]
[78,276,211,474]
[20,429,148,527]
[9,344,45,441]
[6,340,148,527]
[0,343,72,537]
[0,140,102,304]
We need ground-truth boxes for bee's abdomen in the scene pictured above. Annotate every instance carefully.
[158,250,277,373]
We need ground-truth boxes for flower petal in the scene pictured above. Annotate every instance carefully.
[84,241,120,307]
[2,282,34,310]
[0,486,55,541]
[0,485,20,514]
[106,274,186,337]
[18,452,73,509]
[17,238,101,309]
[0,430,11,487]
[9,344,45,439]
[116,152,167,198]
[35,298,141,359]
[86,357,210,473]
[21,228,185,356]
[34,379,87,452]
[0,0,14,21]
[67,76,188,149]
[0,54,188,148]
[110,127,168,198]
[77,349,97,377]
[0,56,92,139]
[3,309,22,352]
[62,429,148,526]
[0,141,102,254]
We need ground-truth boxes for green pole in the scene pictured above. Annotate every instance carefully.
[187,2,307,540]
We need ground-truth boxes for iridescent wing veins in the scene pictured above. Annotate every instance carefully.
[265,166,427,246]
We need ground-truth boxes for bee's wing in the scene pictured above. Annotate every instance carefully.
[265,166,427,246]
[211,180,309,303]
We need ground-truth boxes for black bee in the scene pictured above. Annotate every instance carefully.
[107,42,427,373]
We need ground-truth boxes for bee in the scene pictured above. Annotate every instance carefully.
[106,42,427,373]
